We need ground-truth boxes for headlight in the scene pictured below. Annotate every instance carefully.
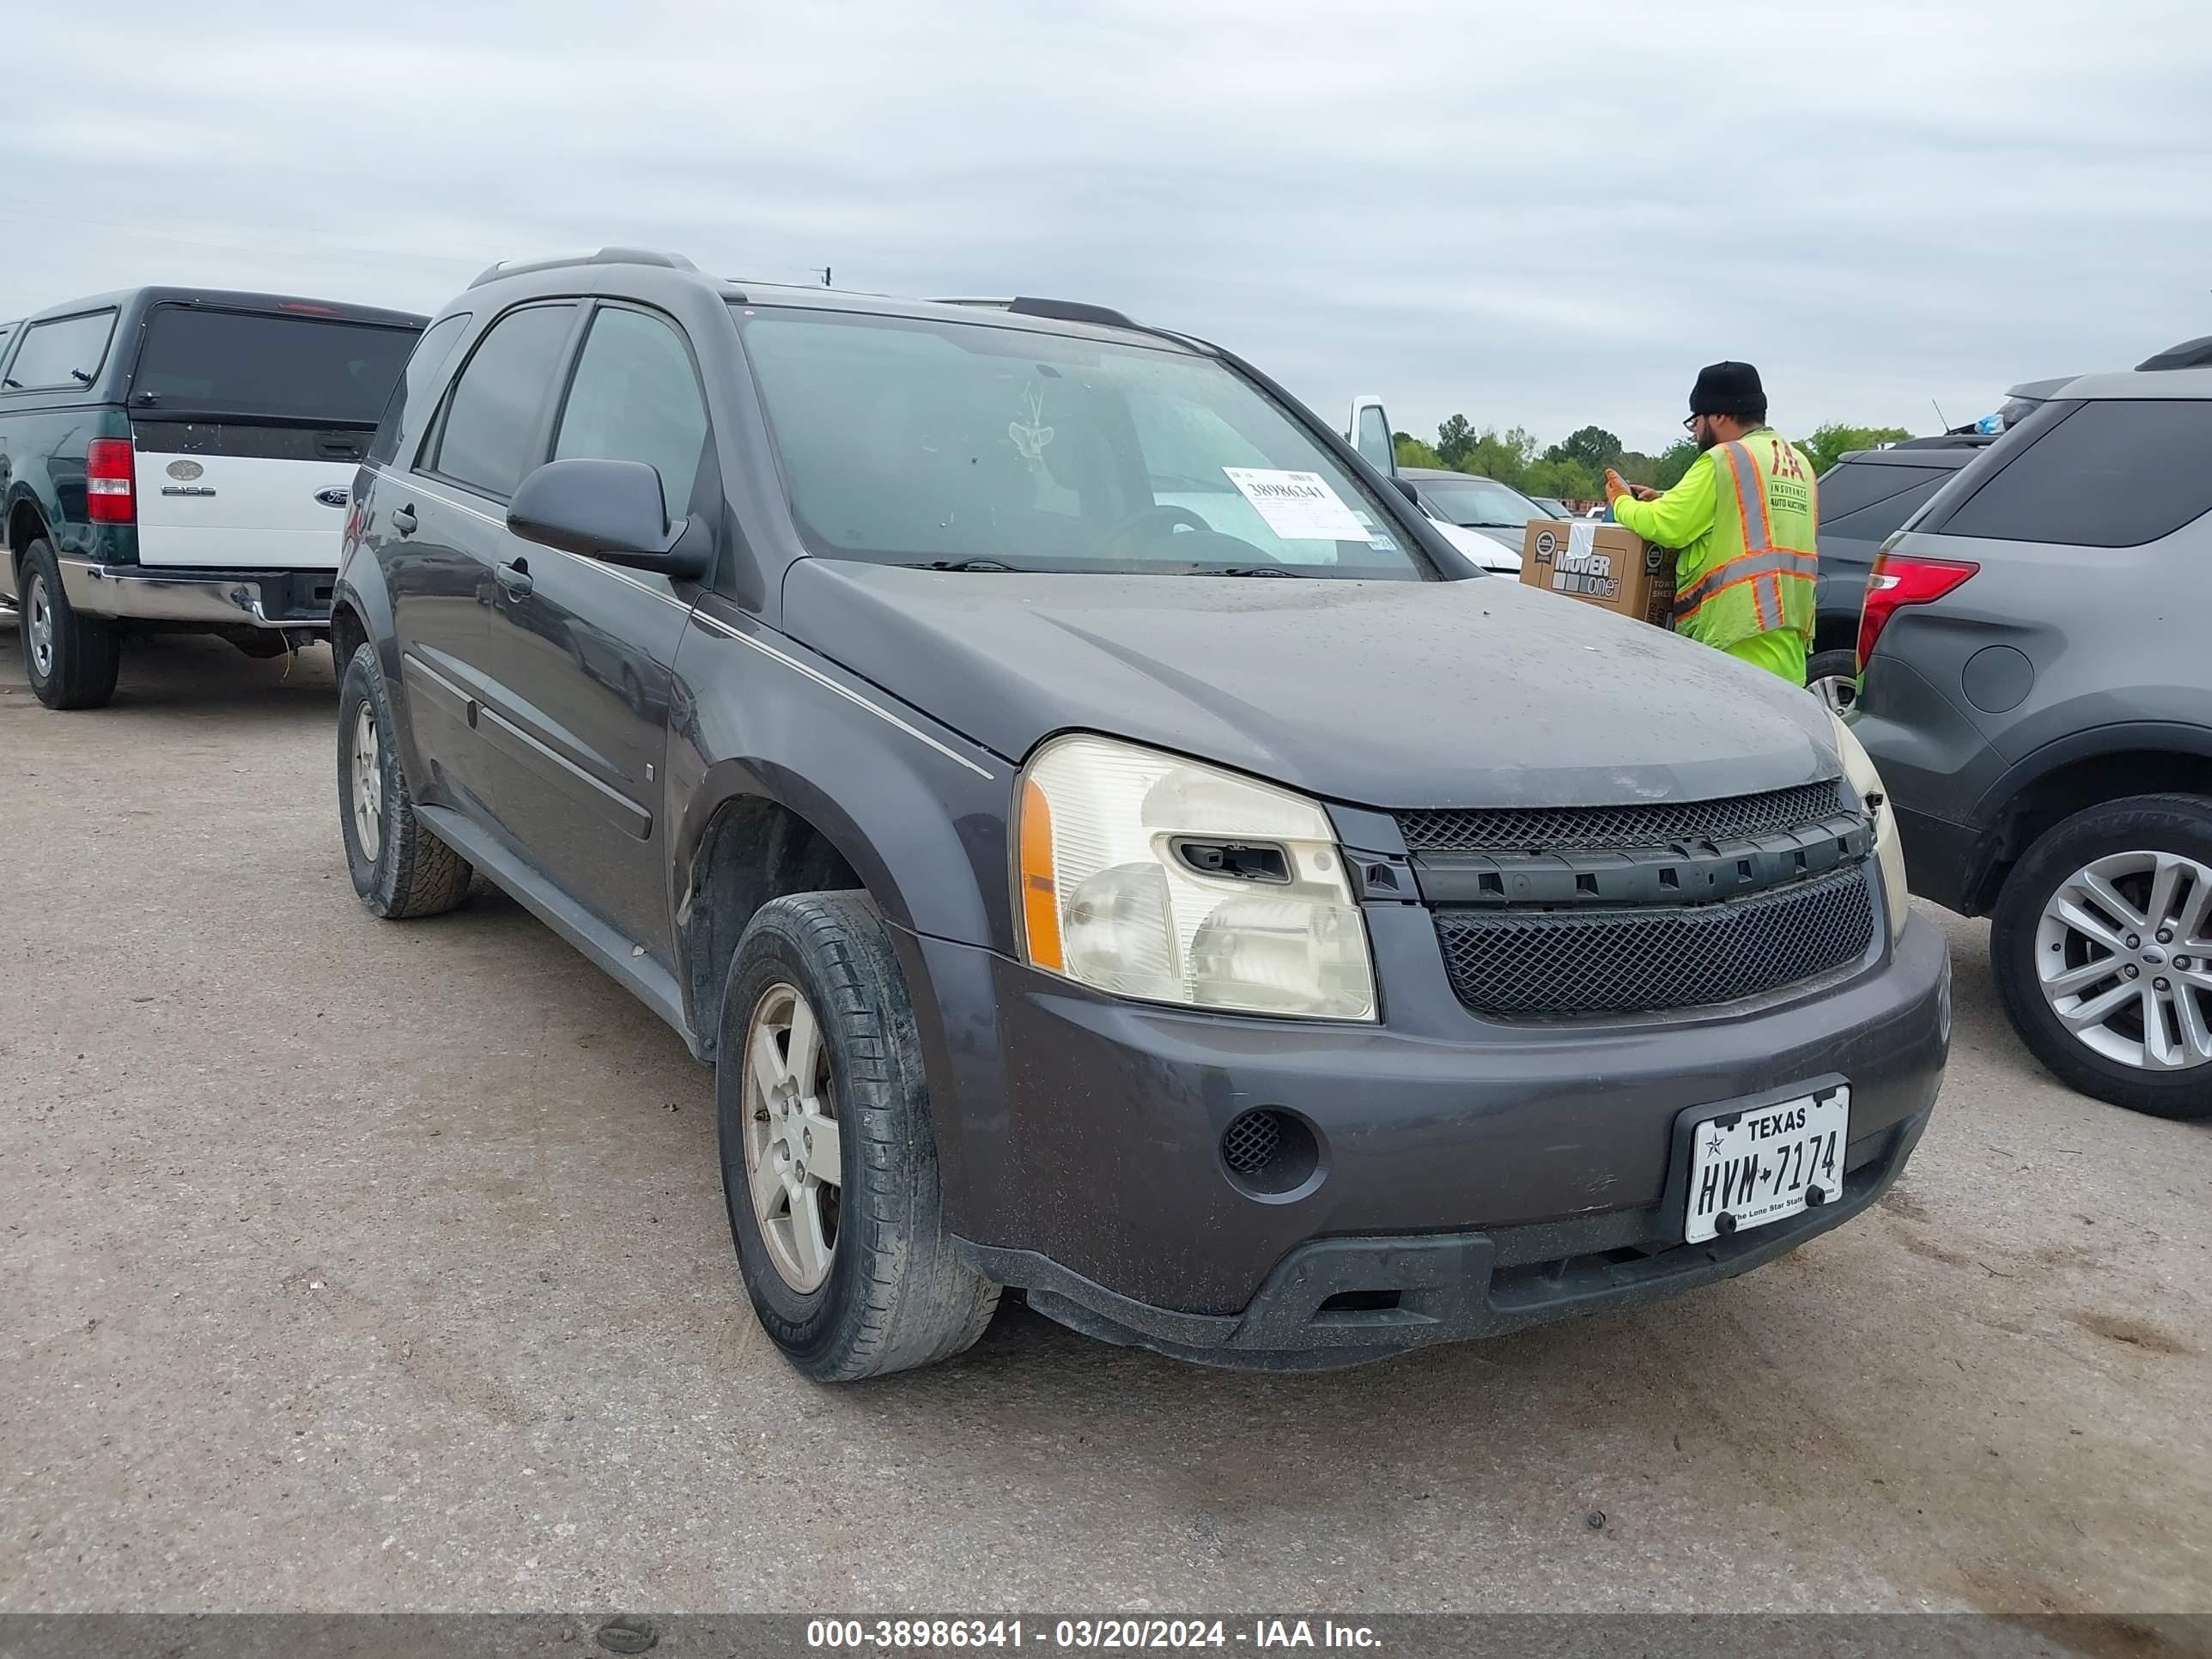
[1016,734,1376,1020]
[1831,711,1910,943]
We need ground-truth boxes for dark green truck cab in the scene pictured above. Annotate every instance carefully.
[2,287,423,707]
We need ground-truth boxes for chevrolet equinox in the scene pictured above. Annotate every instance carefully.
[333,248,1951,1377]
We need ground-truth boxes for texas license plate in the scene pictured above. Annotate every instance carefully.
[1685,1085,1850,1244]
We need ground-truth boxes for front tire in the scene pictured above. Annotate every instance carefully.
[19,540,121,710]
[337,641,474,919]
[1990,794,2212,1119]
[716,891,1000,1380]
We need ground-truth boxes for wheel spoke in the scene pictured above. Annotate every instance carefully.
[2044,956,2122,996]
[2077,871,2148,933]
[2141,987,2185,1071]
[2144,854,2187,936]
[790,1188,832,1281]
[2177,962,2212,994]
[2054,898,2129,955]
[2057,980,2137,1033]
[750,1146,788,1224]
[748,1029,784,1105]
[2176,872,2212,949]
[795,1106,842,1186]
[783,996,822,1085]
[2171,985,2212,1066]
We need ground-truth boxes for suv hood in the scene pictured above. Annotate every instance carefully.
[781,562,1838,809]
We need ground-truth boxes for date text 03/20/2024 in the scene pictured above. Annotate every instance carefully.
[806,1620,1382,1650]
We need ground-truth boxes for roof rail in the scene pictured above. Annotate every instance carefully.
[469,246,699,290]
[2137,334,2212,372]
[932,295,1141,330]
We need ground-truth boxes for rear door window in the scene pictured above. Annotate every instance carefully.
[3,310,118,392]
[1935,400,2212,548]
[427,304,579,499]
[1821,472,1949,542]
[550,307,710,514]
[130,307,420,424]
[1815,459,1948,523]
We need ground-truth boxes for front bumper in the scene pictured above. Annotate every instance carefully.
[58,560,334,629]
[904,907,1951,1369]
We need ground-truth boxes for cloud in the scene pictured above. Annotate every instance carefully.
[4,0,2207,449]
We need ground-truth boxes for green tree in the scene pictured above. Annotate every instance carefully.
[1394,433,1445,470]
[1650,438,1700,489]
[1525,457,1601,503]
[1462,425,1538,489]
[1546,425,1625,477]
[1799,422,1913,475]
[1435,413,1476,470]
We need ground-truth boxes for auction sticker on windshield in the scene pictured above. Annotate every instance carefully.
[1221,468,1369,542]
[1685,1085,1849,1243]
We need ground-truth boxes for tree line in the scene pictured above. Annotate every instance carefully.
[1394,417,1915,503]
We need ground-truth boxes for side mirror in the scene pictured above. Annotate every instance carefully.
[1391,477,1421,507]
[507,459,711,580]
[1347,395,1397,477]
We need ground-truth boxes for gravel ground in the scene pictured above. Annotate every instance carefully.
[2,631,2208,1616]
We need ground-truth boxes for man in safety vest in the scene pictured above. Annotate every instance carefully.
[1602,362,1817,685]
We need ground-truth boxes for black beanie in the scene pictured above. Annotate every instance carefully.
[1689,362,1765,417]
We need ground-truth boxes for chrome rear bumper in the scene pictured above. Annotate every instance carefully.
[57,560,331,630]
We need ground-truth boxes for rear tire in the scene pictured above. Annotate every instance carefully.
[337,641,474,919]
[19,540,121,710]
[716,891,1000,1380]
[1990,794,2212,1120]
[1806,647,1858,714]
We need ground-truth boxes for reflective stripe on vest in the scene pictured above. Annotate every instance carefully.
[1673,441,1816,627]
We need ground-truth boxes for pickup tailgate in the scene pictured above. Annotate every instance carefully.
[134,422,366,568]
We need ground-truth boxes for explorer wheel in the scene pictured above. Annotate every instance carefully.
[337,641,474,919]
[19,540,121,710]
[715,891,999,1379]
[1991,795,2212,1119]
[1806,647,1859,714]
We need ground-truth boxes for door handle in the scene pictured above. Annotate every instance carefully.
[392,505,417,537]
[495,559,533,598]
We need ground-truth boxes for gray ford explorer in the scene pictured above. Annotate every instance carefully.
[334,248,1950,1377]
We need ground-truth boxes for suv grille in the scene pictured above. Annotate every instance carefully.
[1433,862,1875,1018]
[1397,781,1845,855]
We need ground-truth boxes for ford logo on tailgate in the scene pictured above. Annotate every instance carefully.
[315,487,350,508]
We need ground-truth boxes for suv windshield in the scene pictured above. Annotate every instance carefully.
[131,307,420,425]
[734,305,1430,578]
[1417,475,1542,529]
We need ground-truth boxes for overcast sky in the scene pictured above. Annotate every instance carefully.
[6,1,2208,453]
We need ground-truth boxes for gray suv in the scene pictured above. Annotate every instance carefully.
[1853,363,2212,1119]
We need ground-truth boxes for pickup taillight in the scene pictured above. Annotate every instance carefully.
[86,438,136,525]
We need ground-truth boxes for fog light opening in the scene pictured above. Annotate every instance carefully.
[1218,1108,1322,1198]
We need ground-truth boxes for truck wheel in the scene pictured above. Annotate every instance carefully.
[19,540,121,710]
[716,891,1000,1379]
[1990,794,2212,1119]
[1806,647,1859,713]
[337,641,473,919]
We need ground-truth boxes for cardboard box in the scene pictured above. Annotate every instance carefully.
[1520,520,1676,629]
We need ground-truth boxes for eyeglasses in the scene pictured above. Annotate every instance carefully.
[1681,414,1702,434]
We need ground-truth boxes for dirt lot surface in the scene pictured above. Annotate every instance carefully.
[3,633,2208,1615]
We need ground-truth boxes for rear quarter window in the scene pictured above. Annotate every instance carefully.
[3,310,118,393]
[1929,399,2212,548]
[367,313,471,468]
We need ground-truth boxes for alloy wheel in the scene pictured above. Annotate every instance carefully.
[2035,849,2212,1072]
[740,981,843,1292]
[1810,672,1857,714]
[26,571,54,679]
[350,703,384,864]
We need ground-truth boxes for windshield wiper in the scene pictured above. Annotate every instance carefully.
[1200,565,1304,578]
[904,559,1026,573]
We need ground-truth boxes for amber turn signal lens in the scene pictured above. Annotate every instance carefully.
[1018,775,1064,972]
